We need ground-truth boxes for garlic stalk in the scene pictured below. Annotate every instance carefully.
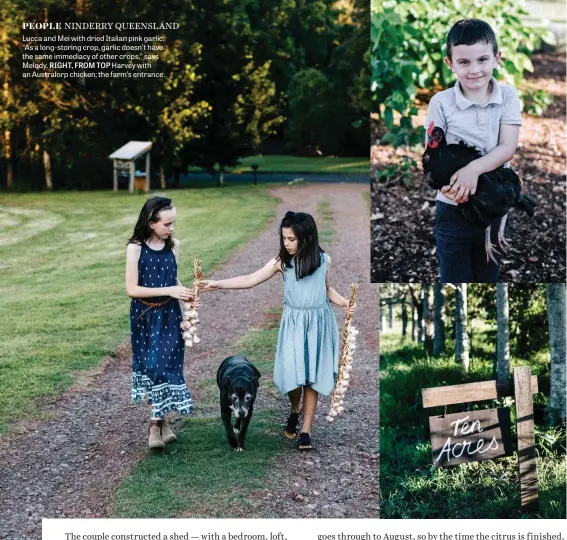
[327,283,359,423]
[180,259,203,348]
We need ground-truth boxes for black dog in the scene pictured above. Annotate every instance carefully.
[217,355,261,452]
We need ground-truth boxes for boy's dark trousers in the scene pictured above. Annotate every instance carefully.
[435,202,502,283]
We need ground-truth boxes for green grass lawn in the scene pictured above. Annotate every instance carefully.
[112,322,286,518]
[380,327,566,519]
[190,155,370,175]
[0,187,278,431]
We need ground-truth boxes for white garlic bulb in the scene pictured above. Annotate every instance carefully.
[188,326,197,335]
[193,335,201,344]
[185,339,193,348]
[326,415,334,423]
[190,318,198,325]
[187,309,198,318]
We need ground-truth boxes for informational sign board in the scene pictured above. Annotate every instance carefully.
[429,408,513,467]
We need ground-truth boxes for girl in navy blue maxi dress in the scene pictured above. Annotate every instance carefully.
[126,196,196,449]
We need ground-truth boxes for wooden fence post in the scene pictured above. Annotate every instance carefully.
[514,366,539,512]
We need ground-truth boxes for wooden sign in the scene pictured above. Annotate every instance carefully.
[429,408,513,467]
[421,367,539,513]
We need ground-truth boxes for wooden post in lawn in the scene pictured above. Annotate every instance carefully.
[514,366,539,512]
[113,161,118,192]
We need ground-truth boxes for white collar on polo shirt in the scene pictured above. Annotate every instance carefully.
[454,76,503,109]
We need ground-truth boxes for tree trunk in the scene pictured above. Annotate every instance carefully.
[470,317,475,359]
[401,301,408,337]
[160,165,166,189]
[416,286,423,344]
[411,302,416,342]
[455,283,469,371]
[387,284,394,328]
[218,165,225,187]
[4,129,13,188]
[496,283,510,382]
[433,283,446,356]
[546,284,566,425]
[423,284,434,355]
[43,149,53,190]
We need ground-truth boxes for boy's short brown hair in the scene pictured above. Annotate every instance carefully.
[446,19,498,59]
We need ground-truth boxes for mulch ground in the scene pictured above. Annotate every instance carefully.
[371,52,566,283]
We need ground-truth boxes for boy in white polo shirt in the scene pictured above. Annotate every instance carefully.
[425,18,522,283]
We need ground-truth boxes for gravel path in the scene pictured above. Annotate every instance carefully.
[0,184,378,539]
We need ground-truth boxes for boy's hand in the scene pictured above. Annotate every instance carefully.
[441,164,480,204]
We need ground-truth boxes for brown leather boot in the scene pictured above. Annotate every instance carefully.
[148,420,165,449]
[161,421,177,444]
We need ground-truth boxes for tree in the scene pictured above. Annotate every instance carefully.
[496,283,510,382]
[545,284,566,425]
[401,299,408,337]
[423,283,434,355]
[455,283,469,371]
[433,283,445,356]
[285,68,333,153]
[387,283,394,328]
[411,299,416,341]
[185,0,284,185]
[408,284,423,343]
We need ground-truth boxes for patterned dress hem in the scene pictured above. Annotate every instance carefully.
[131,373,192,417]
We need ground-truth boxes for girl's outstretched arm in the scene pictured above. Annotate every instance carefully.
[126,243,195,301]
[325,256,356,315]
[201,258,281,291]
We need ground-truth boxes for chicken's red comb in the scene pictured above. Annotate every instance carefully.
[427,121,435,136]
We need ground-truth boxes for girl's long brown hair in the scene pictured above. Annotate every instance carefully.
[127,196,175,251]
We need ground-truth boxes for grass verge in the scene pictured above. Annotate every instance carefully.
[112,320,287,518]
[190,155,370,175]
[380,328,566,519]
[0,187,278,430]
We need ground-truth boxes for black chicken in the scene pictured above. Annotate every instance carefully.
[422,121,536,262]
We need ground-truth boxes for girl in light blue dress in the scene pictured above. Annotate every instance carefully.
[202,211,355,450]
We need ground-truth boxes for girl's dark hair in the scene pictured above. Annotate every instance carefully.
[128,196,175,250]
[278,211,324,280]
[446,19,498,59]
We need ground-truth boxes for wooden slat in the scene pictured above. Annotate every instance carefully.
[422,375,538,408]
[514,367,539,512]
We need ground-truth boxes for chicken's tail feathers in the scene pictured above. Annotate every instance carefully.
[515,193,537,217]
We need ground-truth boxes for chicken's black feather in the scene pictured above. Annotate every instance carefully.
[422,125,536,227]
